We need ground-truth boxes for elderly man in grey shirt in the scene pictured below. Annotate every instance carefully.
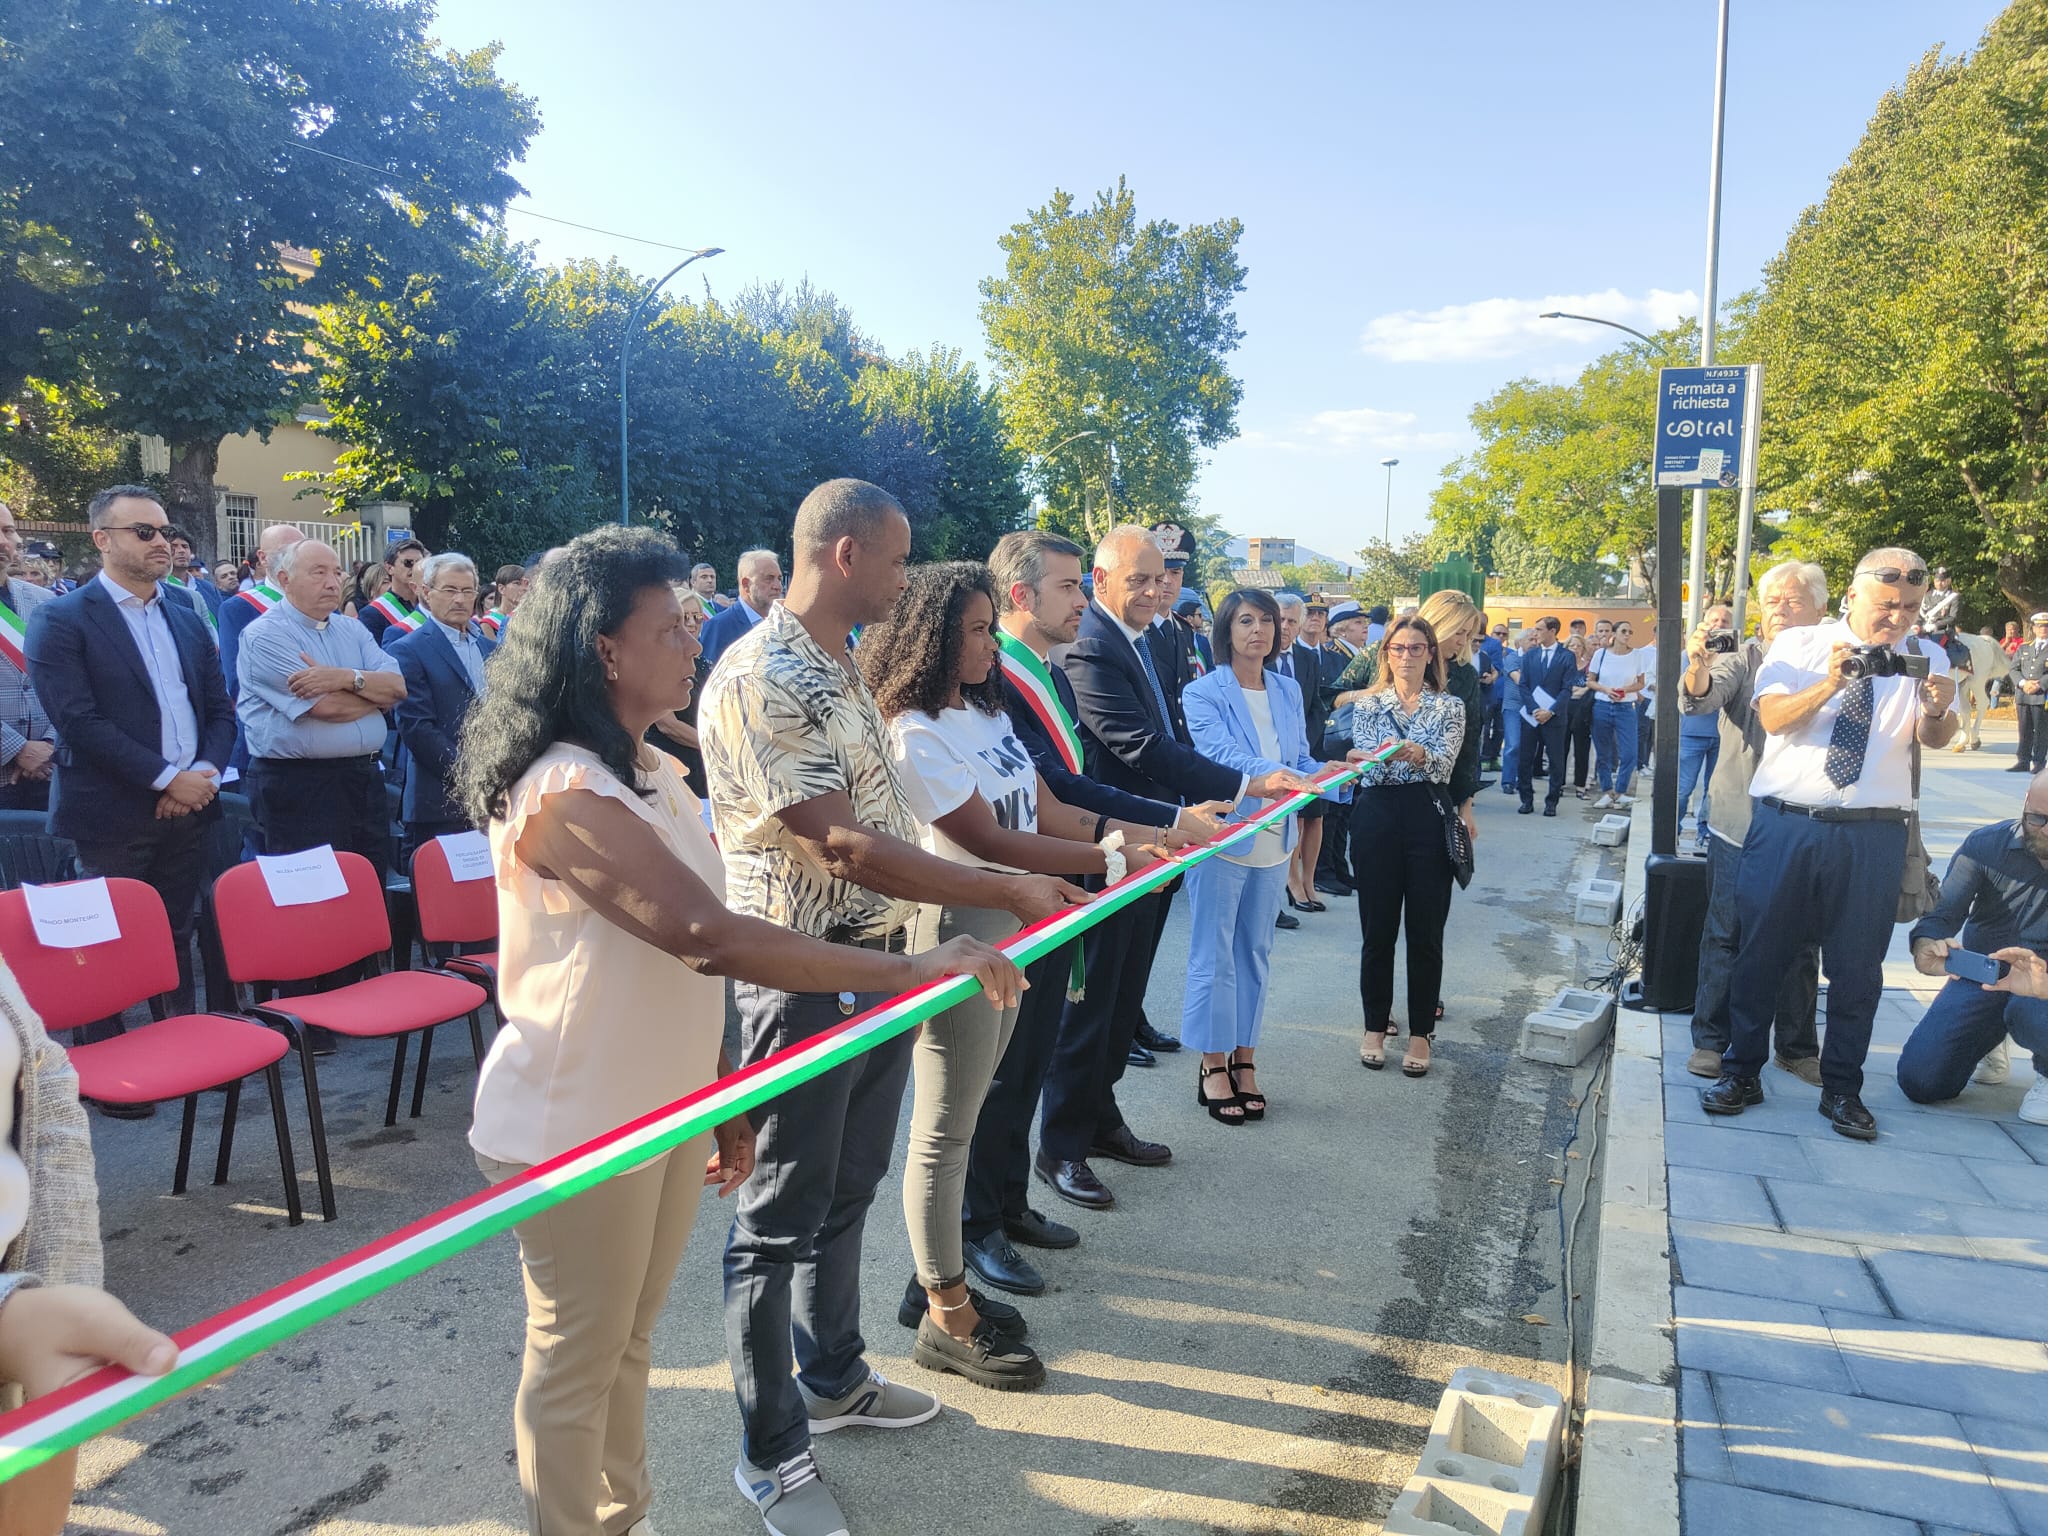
[1679,560,1828,1082]
[236,538,405,884]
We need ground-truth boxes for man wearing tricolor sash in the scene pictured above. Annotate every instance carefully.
[0,501,59,811]
[358,536,429,646]
[218,523,305,777]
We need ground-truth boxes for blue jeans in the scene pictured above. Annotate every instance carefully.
[1898,978,2048,1104]
[724,983,916,1465]
[1180,856,1289,1053]
[1676,730,1720,838]
[1591,699,1637,793]
[1500,702,1524,793]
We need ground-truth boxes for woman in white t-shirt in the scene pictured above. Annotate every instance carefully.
[1585,620,1648,806]
[860,563,1187,1392]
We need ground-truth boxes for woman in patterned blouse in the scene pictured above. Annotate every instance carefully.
[1349,615,1466,1077]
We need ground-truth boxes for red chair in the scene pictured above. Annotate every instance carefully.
[214,852,490,1221]
[0,878,303,1226]
[408,836,499,1004]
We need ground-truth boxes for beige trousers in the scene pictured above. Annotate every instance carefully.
[478,1139,709,1536]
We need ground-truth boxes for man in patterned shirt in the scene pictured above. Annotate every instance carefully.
[701,478,1082,1536]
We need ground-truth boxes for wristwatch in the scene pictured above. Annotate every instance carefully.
[351,669,366,693]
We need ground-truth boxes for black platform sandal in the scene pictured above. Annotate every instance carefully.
[1196,1061,1246,1124]
[1228,1053,1266,1120]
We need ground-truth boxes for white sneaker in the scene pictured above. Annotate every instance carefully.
[1611,793,1634,807]
[736,1448,849,1536]
[2020,1078,2048,1126]
[1594,792,1615,810]
[802,1367,940,1434]
[1975,1037,2012,1086]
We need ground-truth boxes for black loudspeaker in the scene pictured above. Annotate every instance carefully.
[1636,853,1711,1012]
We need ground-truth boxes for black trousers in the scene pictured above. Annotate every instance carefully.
[0,776,50,812]
[1039,891,1158,1162]
[1692,832,1818,1059]
[2019,702,2047,770]
[75,813,209,1021]
[1353,782,1455,1036]
[246,755,390,887]
[1482,700,1505,764]
[1517,714,1568,808]
[1566,693,1595,787]
[962,944,1073,1241]
[1318,800,1353,886]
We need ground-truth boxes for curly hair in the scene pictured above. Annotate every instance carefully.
[857,561,1003,720]
[453,525,690,825]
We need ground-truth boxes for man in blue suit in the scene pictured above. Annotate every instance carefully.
[383,552,496,858]
[1512,615,1579,817]
[26,486,235,1029]
[1476,618,1507,770]
[697,548,782,670]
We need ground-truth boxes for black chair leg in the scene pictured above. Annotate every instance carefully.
[467,1009,486,1067]
[213,1081,242,1185]
[262,1062,303,1227]
[296,1029,337,1221]
[409,1024,435,1119]
[385,1036,408,1127]
[172,1094,199,1195]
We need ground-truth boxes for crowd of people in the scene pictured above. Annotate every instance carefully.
[6,478,2048,1536]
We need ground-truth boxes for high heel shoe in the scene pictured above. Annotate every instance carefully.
[1196,1062,1246,1124]
[1360,1027,1389,1070]
[1287,894,1326,914]
[1228,1054,1266,1120]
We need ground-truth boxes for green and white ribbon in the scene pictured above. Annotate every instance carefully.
[0,757,1385,1485]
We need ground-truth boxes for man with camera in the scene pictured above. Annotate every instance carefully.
[1703,549,1958,1140]
[1896,769,2048,1124]
[1681,563,1828,1084]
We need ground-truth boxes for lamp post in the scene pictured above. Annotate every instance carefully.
[1380,457,1399,544]
[618,246,724,525]
[1043,428,1100,529]
[1539,311,1655,346]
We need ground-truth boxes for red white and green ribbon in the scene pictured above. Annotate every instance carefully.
[164,576,218,635]
[997,632,1085,774]
[369,592,421,634]
[235,581,281,616]
[0,598,25,674]
[0,755,1390,1486]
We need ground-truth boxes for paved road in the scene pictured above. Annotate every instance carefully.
[68,778,1612,1535]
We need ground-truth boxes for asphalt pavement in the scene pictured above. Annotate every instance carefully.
[67,771,1613,1536]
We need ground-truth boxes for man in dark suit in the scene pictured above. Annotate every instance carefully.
[26,485,234,1032]
[217,521,305,777]
[383,552,497,857]
[1512,615,1578,817]
[697,548,782,670]
[1276,593,1339,914]
[1043,524,1308,1210]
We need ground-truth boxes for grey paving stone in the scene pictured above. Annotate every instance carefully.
[1826,1308,2048,1423]
[1671,1219,1886,1312]
[1713,1375,2015,1532]
[1667,1082,1816,1133]
[1674,1286,1852,1392]
[1961,1415,2048,1536]
[1797,1136,1993,1203]
[1667,1122,1816,1180]
[1681,1479,1921,1536]
[1863,1070,2030,1121]
[1862,1105,2034,1161]
[1966,1157,2048,1212]
[1669,1166,1778,1229]
[1765,1178,1975,1256]
[1999,1117,2048,1166]
[1680,1369,1733,1483]
[1866,1250,2048,1332]
[1951,1201,2048,1270]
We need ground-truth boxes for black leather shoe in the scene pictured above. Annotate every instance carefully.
[1518,802,1535,815]
[1274,910,1300,930]
[960,1234,1045,1297]
[1005,1207,1079,1249]
[1034,1155,1114,1210]
[1313,876,1353,897]
[1134,1020,1181,1053]
[899,1271,1032,1330]
[2008,761,2035,772]
[1088,1125,1172,1167]
[1819,1091,1878,1141]
[1701,1074,1764,1116]
[1543,804,1558,817]
[1126,1043,1157,1068]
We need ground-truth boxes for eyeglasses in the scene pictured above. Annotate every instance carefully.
[1385,642,1433,657]
[105,524,167,542]
[431,585,478,599]
[1859,566,1929,587]
[2024,812,2048,830]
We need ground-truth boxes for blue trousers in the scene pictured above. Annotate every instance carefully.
[1676,731,1720,836]
[1692,833,1819,1058]
[1898,978,2048,1104]
[1722,802,1908,1096]
[1180,856,1289,1053]
[1591,699,1638,793]
[1500,702,1524,794]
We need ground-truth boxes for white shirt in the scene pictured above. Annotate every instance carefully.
[1220,687,1289,869]
[1588,648,1648,699]
[1748,619,1955,810]
[431,616,486,693]
[96,570,203,791]
[888,706,1039,870]
[1636,644,1659,704]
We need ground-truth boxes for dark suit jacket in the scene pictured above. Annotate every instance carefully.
[1064,603,1241,807]
[1284,642,1339,755]
[699,599,763,671]
[999,661,1181,828]
[1511,643,1580,716]
[384,622,497,825]
[2018,639,2048,704]
[1144,616,1199,738]
[26,579,235,842]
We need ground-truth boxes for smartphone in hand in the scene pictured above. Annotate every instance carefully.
[1945,948,2013,985]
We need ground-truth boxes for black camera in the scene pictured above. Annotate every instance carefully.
[1840,643,1931,681]
[1704,629,1738,654]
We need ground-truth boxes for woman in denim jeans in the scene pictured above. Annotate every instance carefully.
[1587,621,1648,808]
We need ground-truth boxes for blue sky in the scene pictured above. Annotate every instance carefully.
[430,0,2008,564]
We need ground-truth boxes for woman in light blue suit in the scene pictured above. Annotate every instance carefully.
[1181,588,1347,1124]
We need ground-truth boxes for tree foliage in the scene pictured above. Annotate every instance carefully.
[1748,1,2048,621]
[979,177,1246,543]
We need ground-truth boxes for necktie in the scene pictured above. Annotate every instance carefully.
[1135,636,1173,727]
[1278,652,1293,679]
[1825,676,1875,788]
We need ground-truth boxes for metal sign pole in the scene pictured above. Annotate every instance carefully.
[1728,363,1765,633]
[1653,485,1684,859]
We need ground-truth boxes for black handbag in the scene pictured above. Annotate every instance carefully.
[1388,706,1475,889]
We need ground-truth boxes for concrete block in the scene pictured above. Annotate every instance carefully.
[1382,1476,1536,1536]
[1519,987,1615,1066]
[1591,813,1631,846]
[1575,878,1623,926]
[1415,1366,1566,1523]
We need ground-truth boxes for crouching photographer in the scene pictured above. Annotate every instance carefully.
[1702,548,1958,1141]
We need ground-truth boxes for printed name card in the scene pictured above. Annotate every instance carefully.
[22,878,121,949]
[435,830,494,883]
[256,845,348,907]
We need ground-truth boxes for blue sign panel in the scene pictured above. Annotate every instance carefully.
[1654,366,1751,488]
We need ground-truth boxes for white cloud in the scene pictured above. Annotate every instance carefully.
[1359,287,1699,363]
[1302,407,1462,453]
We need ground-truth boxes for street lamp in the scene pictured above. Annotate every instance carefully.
[1539,311,1655,346]
[619,246,724,525]
[1380,457,1399,544]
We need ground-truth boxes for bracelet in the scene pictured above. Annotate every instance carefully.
[1092,814,1109,842]
[1099,828,1126,884]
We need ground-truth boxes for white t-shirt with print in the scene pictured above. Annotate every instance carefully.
[1587,648,1649,700]
[889,706,1040,869]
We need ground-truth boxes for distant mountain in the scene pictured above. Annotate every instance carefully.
[1221,536,1355,574]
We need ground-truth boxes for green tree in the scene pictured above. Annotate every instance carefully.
[0,378,149,524]
[1349,534,1434,608]
[980,178,1246,542]
[1749,2,2048,621]
[1258,557,1347,590]
[853,348,1029,560]
[0,0,537,553]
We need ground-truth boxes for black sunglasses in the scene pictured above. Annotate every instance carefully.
[105,523,167,542]
[2024,811,2048,829]
[1860,565,1929,587]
